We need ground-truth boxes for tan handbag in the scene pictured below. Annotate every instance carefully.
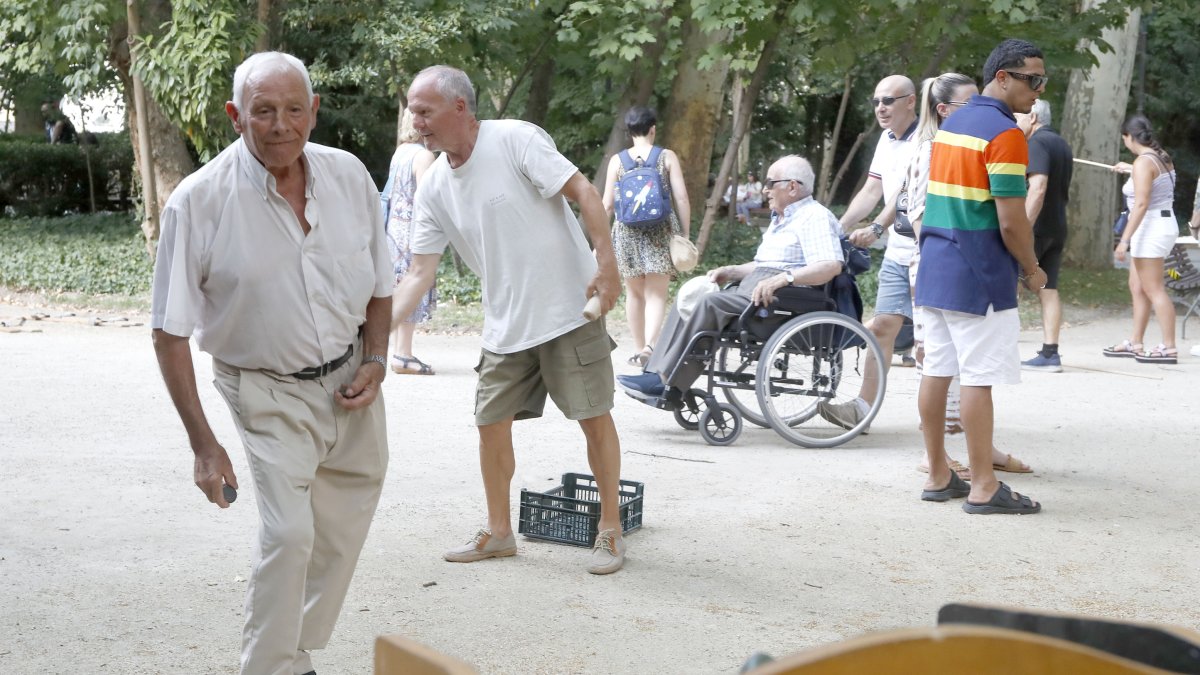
[670,235,699,272]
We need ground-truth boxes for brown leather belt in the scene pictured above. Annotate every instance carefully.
[291,343,354,380]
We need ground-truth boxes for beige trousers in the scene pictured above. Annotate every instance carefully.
[213,353,387,675]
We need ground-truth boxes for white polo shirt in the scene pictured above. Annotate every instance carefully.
[867,121,919,265]
[151,139,393,374]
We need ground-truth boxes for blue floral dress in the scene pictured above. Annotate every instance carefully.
[381,143,436,323]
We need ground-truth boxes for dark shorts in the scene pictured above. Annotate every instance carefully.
[473,319,617,426]
[1034,235,1064,290]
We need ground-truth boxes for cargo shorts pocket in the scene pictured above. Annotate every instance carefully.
[574,333,616,407]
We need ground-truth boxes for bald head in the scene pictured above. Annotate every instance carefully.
[872,75,917,135]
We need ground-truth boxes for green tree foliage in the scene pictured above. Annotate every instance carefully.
[134,0,261,161]
[1136,0,1200,216]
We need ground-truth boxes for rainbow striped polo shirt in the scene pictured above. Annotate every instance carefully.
[915,95,1027,316]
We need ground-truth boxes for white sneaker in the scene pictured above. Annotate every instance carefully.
[1190,345,1200,357]
[444,528,517,563]
[587,529,625,575]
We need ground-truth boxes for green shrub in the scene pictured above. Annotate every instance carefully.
[0,132,134,216]
[0,213,152,295]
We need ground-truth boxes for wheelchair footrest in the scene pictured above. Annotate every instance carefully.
[621,390,683,411]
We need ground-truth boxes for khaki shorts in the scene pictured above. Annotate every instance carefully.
[474,319,617,425]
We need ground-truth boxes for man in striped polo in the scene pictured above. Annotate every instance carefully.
[914,39,1047,515]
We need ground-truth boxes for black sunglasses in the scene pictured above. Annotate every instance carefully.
[869,94,913,108]
[1003,70,1048,90]
[763,178,802,190]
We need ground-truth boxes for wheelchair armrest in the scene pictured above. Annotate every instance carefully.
[735,285,836,339]
[772,285,836,314]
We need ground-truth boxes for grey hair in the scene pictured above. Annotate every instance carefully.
[776,155,816,196]
[414,65,477,115]
[232,52,313,113]
[1030,99,1051,127]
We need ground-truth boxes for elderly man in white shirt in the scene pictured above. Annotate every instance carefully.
[619,155,844,401]
[151,52,392,675]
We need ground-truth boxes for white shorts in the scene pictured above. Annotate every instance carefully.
[1130,211,1179,258]
[921,305,1020,386]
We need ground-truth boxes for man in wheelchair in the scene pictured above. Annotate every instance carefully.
[618,155,845,406]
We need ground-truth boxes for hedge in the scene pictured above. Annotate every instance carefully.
[0,132,135,217]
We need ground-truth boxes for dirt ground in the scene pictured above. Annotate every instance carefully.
[1,301,1197,674]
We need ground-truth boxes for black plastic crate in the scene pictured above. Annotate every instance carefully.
[518,472,643,547]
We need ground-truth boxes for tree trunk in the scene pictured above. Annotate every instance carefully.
[255,0,272,51]
[695,19,783,259]
[817,72,853,204]
[1060,4,1141,269]
[521,56,554,126]
[12,89,46,135]
[826,131,868,207]
[110,4,196,255]
[659,16,732,238]
[590,11,671,190]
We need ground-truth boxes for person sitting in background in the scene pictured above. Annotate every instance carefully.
[736,171,764,223]
[41,102,77,144]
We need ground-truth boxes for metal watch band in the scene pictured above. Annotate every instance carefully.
[364,354,388,369]
[870,222,884,237]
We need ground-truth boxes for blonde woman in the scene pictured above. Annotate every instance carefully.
[382,109,437,373]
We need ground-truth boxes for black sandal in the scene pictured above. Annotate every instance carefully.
[391,355,435,375]
[962,482,1041,515]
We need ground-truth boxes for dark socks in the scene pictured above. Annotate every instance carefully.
[1040,343,1059,357]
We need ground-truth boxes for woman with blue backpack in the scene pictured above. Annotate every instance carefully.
[600,106,691,368]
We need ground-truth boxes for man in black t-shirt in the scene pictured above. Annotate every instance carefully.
[1019,99,1073,372]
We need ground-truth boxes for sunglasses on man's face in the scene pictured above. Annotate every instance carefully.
[1003,70,1048,91]
[763,178,801,190]
[869,94,912,108]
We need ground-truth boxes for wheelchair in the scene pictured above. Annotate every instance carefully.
[629,283,886,448]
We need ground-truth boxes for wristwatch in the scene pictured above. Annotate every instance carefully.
[783,271,795,285]
[870,222,885,237]
[364,354,388,369]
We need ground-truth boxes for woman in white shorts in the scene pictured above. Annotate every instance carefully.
[1106,115,1178,364]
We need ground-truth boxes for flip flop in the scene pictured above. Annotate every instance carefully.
[962,482,1041,515]
[993,453,1033,474]
[921,471,971,502]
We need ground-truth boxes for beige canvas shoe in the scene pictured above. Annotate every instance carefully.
[444,528,517,563]
[587,528,625,575]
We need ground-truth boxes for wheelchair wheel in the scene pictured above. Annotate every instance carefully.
[755,311,885,448]
[717,345,770,428]
[672,388,707,431]
[698,401,742,446]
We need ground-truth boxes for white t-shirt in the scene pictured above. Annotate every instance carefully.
[867,123,918,265]
[411,120,596,353]
[151,139,392,373]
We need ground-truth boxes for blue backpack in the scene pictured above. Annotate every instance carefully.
[615,146,671,228]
